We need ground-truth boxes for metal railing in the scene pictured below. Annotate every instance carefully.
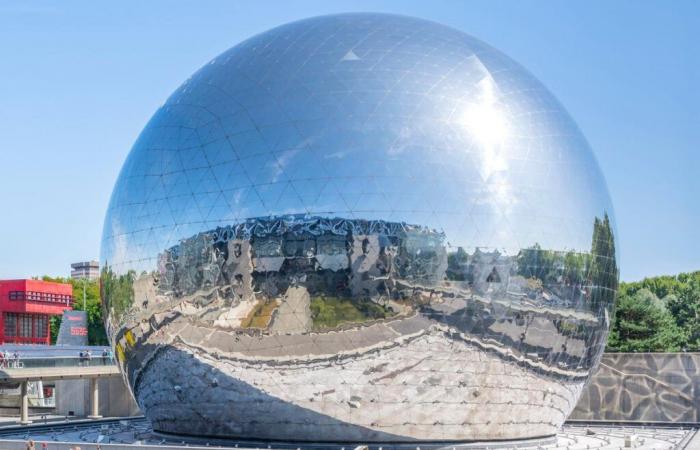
[0,355,117,370]
[29,396,55,407]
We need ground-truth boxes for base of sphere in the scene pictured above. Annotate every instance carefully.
[132,327,584,442]
[152,430,558,450]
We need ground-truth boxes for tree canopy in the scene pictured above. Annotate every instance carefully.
[39,275,108,346]
[607,271,700,352]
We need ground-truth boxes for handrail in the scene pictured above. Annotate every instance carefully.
[3,355,112,360]
[0,355,117,370]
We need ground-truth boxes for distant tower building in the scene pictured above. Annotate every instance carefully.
[70,260,100,280]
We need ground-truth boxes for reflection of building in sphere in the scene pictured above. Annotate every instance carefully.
[156,217,447,320]
[101,13,618,442]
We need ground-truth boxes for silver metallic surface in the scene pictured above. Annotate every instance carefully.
[101,13,618,442]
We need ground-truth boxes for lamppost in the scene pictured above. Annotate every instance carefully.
[82,276,87,310]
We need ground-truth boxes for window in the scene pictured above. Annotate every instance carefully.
[486,267,502,283]
[4,313,50,340]
[19,315,32,337]
[14,291,72,305]
[253,237,282,257]
[317,236,346,255]
[284,239,300,257]
[4,314,16,337]
[35,315,48,338]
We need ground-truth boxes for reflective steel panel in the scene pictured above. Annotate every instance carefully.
[101,13,618,442]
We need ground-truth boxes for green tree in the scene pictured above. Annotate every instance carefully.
[608,270,700,352]
[607,288,686,352]
[100,267,136,325]
[666,274,700,348]
[39,275,108,346]
[589,213,618,311]
[563,250,586,286]
[516,243,558,284]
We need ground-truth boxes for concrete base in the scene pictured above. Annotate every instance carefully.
[56,376,140,418]
[17,419,32,425]
[153,431,558,449]
[87,415,103,420]
[0,421,693,450]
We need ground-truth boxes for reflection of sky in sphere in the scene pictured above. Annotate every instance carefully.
[102,13,614,273]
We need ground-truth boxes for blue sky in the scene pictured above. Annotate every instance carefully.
[0,0,697,281]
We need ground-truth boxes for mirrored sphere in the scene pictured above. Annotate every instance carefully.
[101,13,618,442]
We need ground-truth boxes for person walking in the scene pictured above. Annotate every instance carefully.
[25,439,35,450]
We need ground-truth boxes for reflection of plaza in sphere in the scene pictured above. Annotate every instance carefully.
[100,13,619,442]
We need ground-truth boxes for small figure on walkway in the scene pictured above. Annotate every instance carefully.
[25,439,35,450]
[101,348,114,365]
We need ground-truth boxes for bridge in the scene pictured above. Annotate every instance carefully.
[0,351,120,425]
[0,363,119,383]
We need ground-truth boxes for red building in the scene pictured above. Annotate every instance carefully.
[0,279,73,345]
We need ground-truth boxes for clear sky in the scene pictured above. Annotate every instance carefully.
[0,0,697,282]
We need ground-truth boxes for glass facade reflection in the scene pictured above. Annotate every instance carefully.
[101,13,618,442]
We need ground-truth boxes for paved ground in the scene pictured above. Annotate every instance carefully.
[682,429,700,450]
[0,419,694,450]
[269,286,312,334]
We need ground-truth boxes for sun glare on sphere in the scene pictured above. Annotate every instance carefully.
[461,75,513,207]
[461,75,511,181]
[462,75,510,145]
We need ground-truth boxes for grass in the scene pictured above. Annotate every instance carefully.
[240,299,279,329]
[310,296,395,330]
